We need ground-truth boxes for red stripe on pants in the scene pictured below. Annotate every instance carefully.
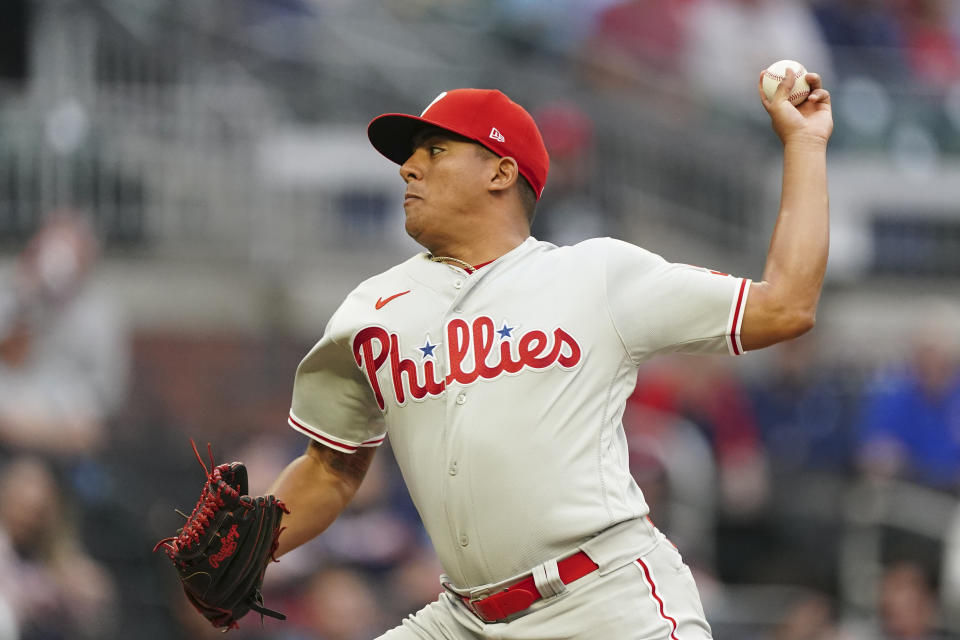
[636,559,680,640]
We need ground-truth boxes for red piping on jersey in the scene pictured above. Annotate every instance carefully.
[730,279,748,355]
[636,558,680,640]
[288,412,384,451]
[472,259,494,270]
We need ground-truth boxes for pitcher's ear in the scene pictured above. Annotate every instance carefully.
[489,156,519,194]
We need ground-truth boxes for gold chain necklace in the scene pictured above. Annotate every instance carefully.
[428,255,476,274]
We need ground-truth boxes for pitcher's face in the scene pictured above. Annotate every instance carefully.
[399,134,495,249]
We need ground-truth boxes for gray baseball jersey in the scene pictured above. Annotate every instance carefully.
[288,236,749,589]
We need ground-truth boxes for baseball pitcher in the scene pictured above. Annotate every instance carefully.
[162,67,832,638]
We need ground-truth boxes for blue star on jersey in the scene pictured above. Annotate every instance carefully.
[420,339,437,359]
[497,324,514,339]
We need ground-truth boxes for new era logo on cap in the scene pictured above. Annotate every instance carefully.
[366,88,550,200]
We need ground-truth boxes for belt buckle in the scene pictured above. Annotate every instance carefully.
[443,578,540,623]
[465,590,504,623]
[472,586,539,623]
[463,594,490,622]
[441,581,495,622]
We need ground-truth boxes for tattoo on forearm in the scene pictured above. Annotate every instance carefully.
[309,441,374,485]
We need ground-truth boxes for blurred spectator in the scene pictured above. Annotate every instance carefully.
[875,562,944,640]
[492,0,618,57]
[0,456,117,640]
[629,357,770,518]
[771,592,848,640]
[812,0,909,81]
[382,547,445,624]
[684,0,834,119]
[0,210,128,459]
[530,101,609,245]
[746,335,858,591]
[580,0,691,91]
[749,334,857,476]
[899,0,960,90]
[855,307,960,490]
[627,357,772,584]
[535,101,595,194]
[287,565,386,640]
[623,404,718,571]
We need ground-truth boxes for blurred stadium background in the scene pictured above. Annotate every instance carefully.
[1,0,960,638]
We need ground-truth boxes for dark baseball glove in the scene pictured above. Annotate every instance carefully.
[154,441,289,630]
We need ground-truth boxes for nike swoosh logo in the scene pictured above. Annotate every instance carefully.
[375,290,411,310]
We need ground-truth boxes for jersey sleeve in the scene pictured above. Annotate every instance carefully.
[288,309,386,454]
[603,238,751,362]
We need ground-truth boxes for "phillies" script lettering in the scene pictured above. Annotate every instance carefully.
[352,316,582,409]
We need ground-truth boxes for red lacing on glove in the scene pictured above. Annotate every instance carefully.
[268,523,288,564]
[152,440,245,556]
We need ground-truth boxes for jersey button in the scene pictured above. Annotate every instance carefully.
[453,279,463,289]
[459,534,469,547]
[455,393,466,405]
[449,461,458,476]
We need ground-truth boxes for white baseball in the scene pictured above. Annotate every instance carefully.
[762,59,810,106]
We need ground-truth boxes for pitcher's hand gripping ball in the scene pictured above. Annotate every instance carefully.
[154,441,289,630]
[762,59,810,106]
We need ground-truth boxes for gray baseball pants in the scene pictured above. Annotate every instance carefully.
[377,518,712,640]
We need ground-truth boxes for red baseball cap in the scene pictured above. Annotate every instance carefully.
[367,89,550,199]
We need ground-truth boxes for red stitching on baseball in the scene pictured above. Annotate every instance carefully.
[765,68,809,102]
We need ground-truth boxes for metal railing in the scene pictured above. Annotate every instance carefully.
[0,0,781,268]
[841,478,960,634]
[3,0,959,280]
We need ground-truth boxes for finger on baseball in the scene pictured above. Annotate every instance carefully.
[775,68,797,101]
[808,88,830,104]
[804,72,823,92]
[757,70,772,106]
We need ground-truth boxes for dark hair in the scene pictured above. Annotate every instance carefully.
[515,176,538,226]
